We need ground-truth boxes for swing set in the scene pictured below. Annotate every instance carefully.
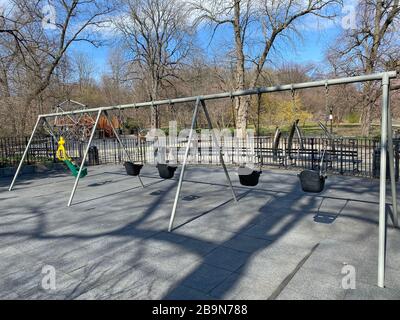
[7,71,399,288]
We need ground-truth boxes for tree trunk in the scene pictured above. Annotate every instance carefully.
[233,0,247,137]
[360,99,372,137]
[360,59,375,136]
[151,105,159,129]
[236,98,248,137]
[150,79,159,129]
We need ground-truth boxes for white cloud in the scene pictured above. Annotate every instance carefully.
[293,0,361,32]
[83,13,130,38]
[84,0,362,38]
[0,0,13,9]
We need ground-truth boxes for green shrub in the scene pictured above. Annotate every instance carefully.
[123,118,142,134]
[346,112,360,124]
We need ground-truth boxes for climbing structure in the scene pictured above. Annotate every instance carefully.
[48,100,122,140]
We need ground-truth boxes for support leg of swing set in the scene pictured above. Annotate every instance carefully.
[378,74,395,288]
[8,116,43,191]
[386,96,398,228]
[67,109,102,207]
[103,110,145,188]
[168,98,238,232]
[201,100,237,202]
[168,98,201,232]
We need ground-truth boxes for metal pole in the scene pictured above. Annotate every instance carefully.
[42,118,58,140]
[103,111,144,188]
[8,116,43,191]
[386,86,398,227]
[378,73,390,288]
[69,100,87,108]
[67,109,102,207]
[168,97,201,232]
[42,119,60,165]
[201,100,237,202]
[38,72,398,119]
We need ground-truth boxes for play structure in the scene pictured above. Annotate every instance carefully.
[47,99,123,141]
[46,100,96,141]
[8,71,399,289]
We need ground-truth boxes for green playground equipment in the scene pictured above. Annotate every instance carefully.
[56,137,88,178]
[64,159,88,178]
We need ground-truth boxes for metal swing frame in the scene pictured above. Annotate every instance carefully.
[8,71,398,288]
[9,109,145,207]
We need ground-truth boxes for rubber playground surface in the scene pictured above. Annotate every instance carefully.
[0,164,399,299]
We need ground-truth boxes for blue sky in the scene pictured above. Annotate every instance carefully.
[70,10,344,80]
[1,0,355,77]
[73,27,339,80]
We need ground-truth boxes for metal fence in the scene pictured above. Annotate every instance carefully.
[1,135,399,180]
[0,136,57,168]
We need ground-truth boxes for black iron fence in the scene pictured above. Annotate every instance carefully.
[255,136,399,180]
[1,135,399,180]
[0,136,57,168]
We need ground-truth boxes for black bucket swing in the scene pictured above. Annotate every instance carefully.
[157,162,177,179]
[298,83,331,193]
[238,92,263,187]
[298,141,328,193]
[238,166,262,187]
[154,137,177,179]
[145,102,178,180]
[121,106,144,177]
[124,161,143,176]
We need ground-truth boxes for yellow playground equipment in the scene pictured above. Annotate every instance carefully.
[56,137,87,178]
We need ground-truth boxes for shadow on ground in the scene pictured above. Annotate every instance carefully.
[0,165,399,300]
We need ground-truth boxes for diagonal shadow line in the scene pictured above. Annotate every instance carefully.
[163,183,325,299]
[4,170,109,190]
[137,173,388,206]
[268,243,321,300]
[171,189,254,232]
[71,179,166,206]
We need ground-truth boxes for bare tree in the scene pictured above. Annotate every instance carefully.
[0,0,115,134]
[191,0,342,136]
[116,0,194,128]
[74,52,95,91]
[328,0,400,136]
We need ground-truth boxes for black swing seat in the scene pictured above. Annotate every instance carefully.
[238,166,262,187]
[298,170,326,193]
[124,162,143,176]
[157,163,177,179]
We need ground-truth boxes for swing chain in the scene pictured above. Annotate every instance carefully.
[257,89,262,136]
[325,81,329,106]
[256,89,262,165]
[291,85,296,112]
[325,81,330,122]
[230,91,235,108]
[168,99,174,112]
